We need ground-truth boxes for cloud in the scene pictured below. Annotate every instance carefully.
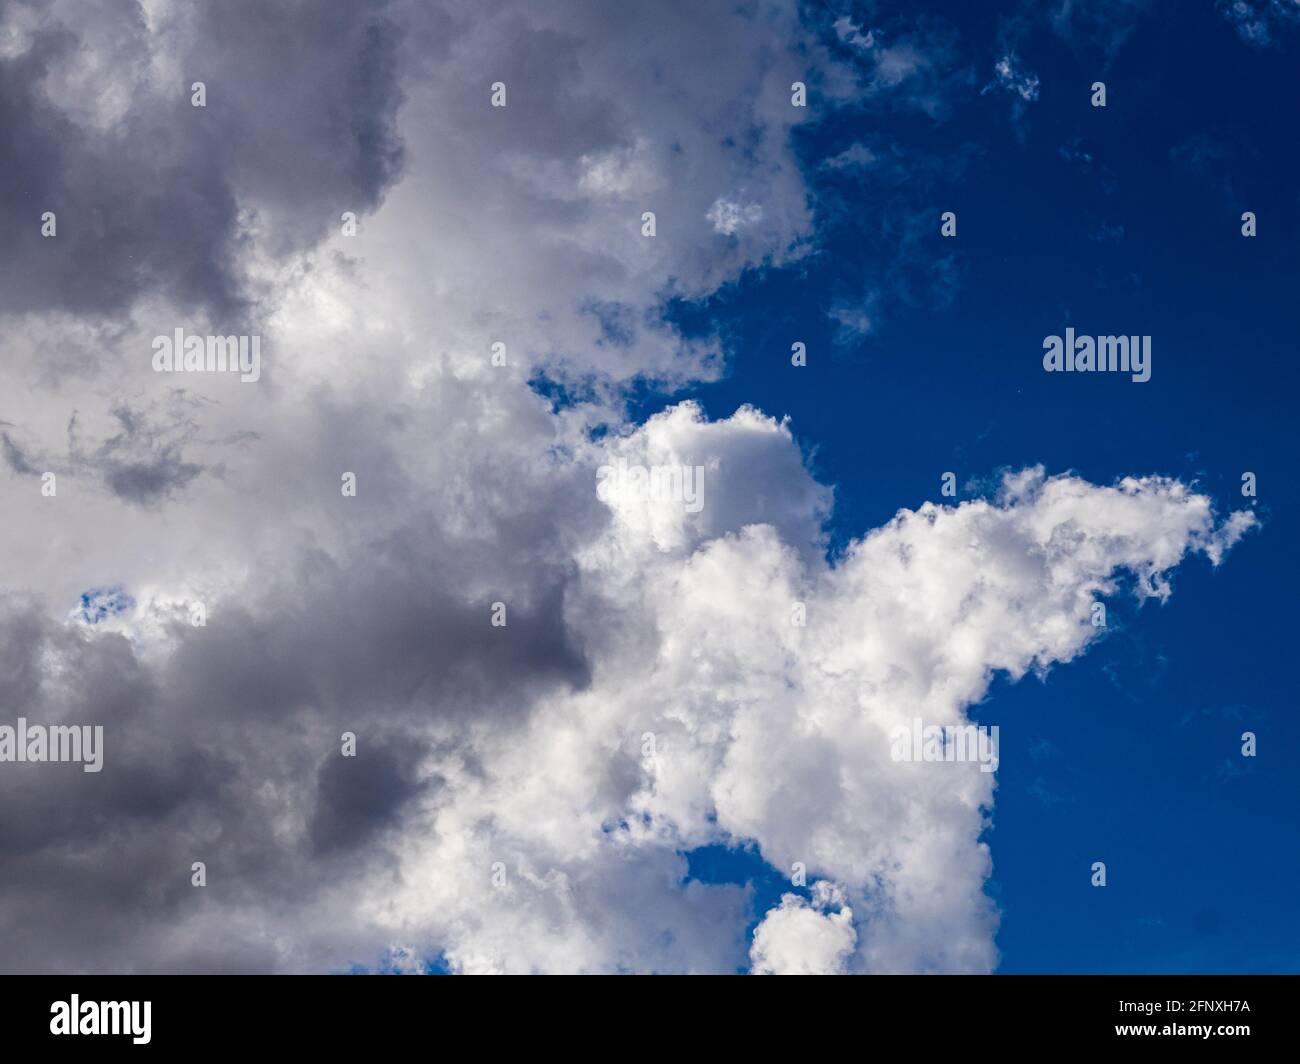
[829,303,876,340]
[0,0,843,974]
[0,0,1260,975]
[1171,131,1264,212]
[0,423,1252,974]
[828,14,973,120]
[1218,0,1300,46]
[833,16,876,51]
[0,0,406,321]
[984,54,1041,101]
[707,197,765,237]
[751,884,856,974]
[820,142,881,172]
[1048,0,1151,63]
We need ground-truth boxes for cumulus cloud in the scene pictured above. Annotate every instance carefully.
[751,884,856,975]
[0,0,1258,975]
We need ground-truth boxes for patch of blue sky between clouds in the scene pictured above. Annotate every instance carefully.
[73,585,135,625]
[682,842,813,973]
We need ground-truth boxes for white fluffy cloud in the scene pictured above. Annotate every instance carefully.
[751,884,857,975]
[363,412,1253,972]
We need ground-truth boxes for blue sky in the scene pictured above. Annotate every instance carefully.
[655,1,1299,972]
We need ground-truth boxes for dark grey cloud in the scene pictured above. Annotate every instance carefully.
[78,401,208,505]
[1,428,38,474]
[3,397,212,504]
[309,735,430,856]
[0,0,406,323]
[0,489,593,970]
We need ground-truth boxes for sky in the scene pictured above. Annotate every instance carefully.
[0,0,1295,974]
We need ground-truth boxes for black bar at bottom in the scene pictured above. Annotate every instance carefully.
[0,974,1289,1051]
